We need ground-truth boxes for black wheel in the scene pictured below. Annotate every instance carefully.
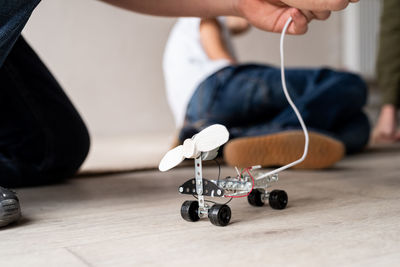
[208,204,231,226]
[268,190,288,210]
[181,200,200,222]
[247,189,265,207]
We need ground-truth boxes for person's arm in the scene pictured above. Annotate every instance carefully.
[225,16,250,35]
[199,18,236,63]
[99,0,357,34]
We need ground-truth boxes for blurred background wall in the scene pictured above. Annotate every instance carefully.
[22,0,379,137]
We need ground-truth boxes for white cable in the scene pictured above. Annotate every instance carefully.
[264,17,309,176]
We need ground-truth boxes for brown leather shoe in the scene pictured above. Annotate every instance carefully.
[223,131,345,169]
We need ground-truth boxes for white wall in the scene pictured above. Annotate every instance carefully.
[233,14,343,68]
[342,0,381,79]
[23,0,344,137]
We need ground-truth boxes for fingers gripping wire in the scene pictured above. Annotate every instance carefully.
[264,17,310,176]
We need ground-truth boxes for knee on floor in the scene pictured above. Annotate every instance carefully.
[37,119,90,186]
[49,118,91,180]
[341,72,367,92]
[0,119,90,187]
[330,71,368,106]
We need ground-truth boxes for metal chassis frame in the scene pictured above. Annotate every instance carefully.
[192,155,280,216]
[194,157,209,217]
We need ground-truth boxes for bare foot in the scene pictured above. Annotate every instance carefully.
[372,104,399,144]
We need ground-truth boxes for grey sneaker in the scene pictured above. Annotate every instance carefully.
[0,187,21,228]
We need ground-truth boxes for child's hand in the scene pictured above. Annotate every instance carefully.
[226,17,251,35]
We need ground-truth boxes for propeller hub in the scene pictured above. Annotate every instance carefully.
[183,139,199,158]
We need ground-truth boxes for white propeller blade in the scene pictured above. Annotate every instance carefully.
[158,145,185,172]
[158,124,230,172]
[194,124,229,152]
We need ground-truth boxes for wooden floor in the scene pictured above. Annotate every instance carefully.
[1,144,400,267]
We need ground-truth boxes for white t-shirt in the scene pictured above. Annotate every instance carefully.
[163,17,235,127]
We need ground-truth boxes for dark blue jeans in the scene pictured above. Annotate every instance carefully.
[181,64,370,154]
[0,0,90,187]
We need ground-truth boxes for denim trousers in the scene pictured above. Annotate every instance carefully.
[181,64,370,154]
[0,0,90,187]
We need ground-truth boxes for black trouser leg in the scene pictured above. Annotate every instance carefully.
[0,36,90,187]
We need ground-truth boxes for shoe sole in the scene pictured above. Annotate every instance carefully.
[223,131,345,169]
[0,199,21,227]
